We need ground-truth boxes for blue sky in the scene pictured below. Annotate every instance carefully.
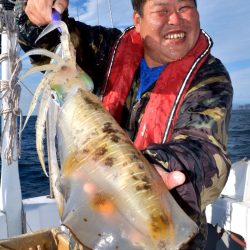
[19,0,250,113]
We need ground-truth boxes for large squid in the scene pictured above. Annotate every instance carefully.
[19,21,198,250]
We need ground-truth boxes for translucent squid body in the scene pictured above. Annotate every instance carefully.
[19,21,198,250]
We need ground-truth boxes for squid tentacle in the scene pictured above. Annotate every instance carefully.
[19,64,58,82]
[36,84,53,176]
[36,21,71,61]
[21,74,50,132]
[19,48,64,65]
[46,102,64,214]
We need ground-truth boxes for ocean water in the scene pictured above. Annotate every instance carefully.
[227,109,250,163]
[1,109,250,199]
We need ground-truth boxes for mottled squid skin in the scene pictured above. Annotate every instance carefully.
[55,87,198,249]
[22,21,198,250]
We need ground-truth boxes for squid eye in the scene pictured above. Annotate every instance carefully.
[51,92,56,99]
[51,90,61,106]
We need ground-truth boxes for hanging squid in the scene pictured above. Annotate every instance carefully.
[18,20,198,250]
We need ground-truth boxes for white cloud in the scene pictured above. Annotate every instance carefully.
[69,0,133,29]
[196,0,250,105]
[72,0,250,105]
[16,0,250,115]
[198,0,250,64]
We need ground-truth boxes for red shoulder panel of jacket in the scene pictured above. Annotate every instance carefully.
[102,28,212,150]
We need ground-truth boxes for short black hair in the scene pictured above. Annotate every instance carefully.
[131,0,197,16]
[131,0,147,16]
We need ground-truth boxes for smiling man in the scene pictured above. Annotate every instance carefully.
[17,0,233,248]
[133,0,200,66]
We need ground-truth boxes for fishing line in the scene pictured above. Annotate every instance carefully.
[107,0,114,28]
[96,0,99,25]
[76,2,79,21]
[19,80,36,97]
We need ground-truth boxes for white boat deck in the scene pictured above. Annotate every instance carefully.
[0,196,60,239]
[22,196,61,233]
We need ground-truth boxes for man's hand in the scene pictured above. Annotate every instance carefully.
[25,0,69,26]
[154,165,186,190]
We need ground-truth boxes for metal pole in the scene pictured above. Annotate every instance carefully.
[0,2,22,237]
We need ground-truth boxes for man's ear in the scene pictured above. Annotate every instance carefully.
[133,11,141,33]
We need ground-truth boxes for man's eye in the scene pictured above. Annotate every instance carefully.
[159,10,168,13]
[178,5,193,13]
[152,9,169,15]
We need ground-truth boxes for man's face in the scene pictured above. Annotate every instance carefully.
[133,0,200,67]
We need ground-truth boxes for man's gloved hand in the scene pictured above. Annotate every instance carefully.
[25,0,69,26]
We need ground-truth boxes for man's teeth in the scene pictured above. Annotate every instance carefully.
[165,32,185,39]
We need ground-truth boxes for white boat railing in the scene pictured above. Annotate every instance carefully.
[206,158,250,249]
